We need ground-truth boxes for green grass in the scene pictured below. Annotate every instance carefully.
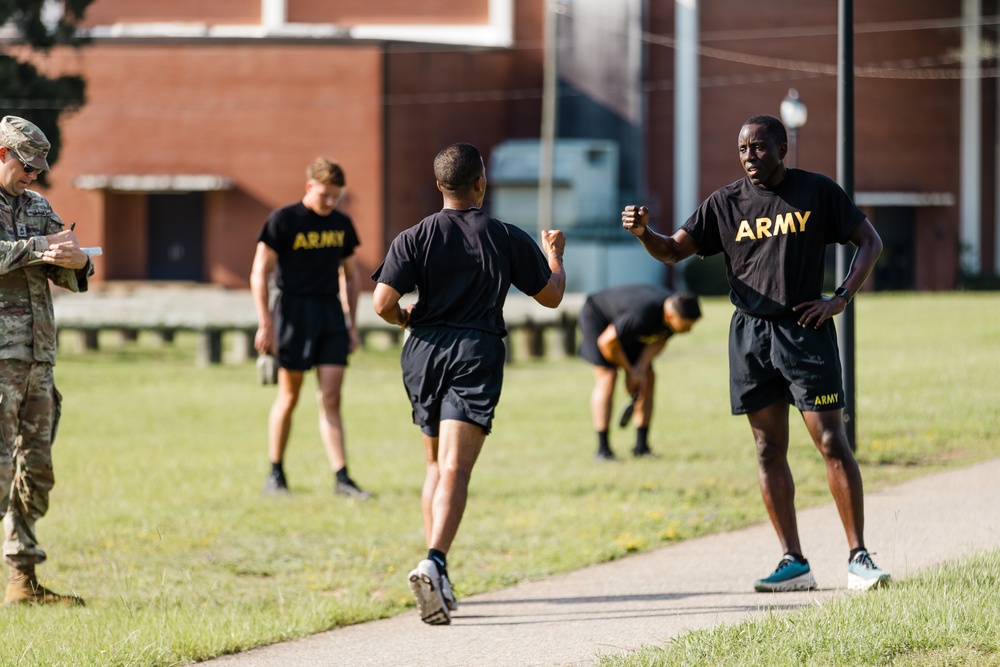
[600,548,1000,667]
[3,292,997,666]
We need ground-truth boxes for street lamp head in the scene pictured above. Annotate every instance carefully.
[780,88,808,130]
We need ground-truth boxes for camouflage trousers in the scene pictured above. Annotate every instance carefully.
[0,360,59,567]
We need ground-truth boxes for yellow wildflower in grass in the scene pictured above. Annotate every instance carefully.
[615,532,647,553]
[659,527,679,541]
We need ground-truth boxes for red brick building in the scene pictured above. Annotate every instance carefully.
[4,0,995,291]
[654,1,995,292]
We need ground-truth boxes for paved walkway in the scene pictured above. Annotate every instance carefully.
[199,458,1000,667]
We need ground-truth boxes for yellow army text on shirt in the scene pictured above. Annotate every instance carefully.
[0,189,92,364]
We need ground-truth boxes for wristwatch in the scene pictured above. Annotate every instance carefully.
[834,286,852,303]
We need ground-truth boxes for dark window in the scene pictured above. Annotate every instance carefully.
[872,207,915,291]
[147,193,205,281]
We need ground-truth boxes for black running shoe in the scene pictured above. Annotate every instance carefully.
[335,478,372,500]
[263,469,289,495]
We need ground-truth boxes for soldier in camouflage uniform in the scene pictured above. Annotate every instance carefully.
[0,116,92,606]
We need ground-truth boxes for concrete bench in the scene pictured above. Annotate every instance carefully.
[53,286,584,366]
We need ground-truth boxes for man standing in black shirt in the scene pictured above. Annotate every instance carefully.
[579,285,701,460]
[622,115,890,593]
[251,157,369,499]
[372,142,566,624]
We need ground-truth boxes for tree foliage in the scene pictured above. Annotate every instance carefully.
[0,0,94,182]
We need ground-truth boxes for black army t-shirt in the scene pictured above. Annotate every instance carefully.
[681,169,865,318]
[257,202,359,297]
[588,284,675,347]
[371,208,551,336]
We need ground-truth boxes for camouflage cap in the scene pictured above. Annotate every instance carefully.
[0,116,51,172]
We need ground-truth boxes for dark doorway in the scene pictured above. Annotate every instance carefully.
[872,207,915,291]
[147,193,204,281]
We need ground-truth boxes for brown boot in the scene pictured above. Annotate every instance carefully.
[4,564,84,606]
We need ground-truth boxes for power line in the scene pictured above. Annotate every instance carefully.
[5,11,992,57]
[636,17,1000,81]
[3,11,998,112]
[699,14,1000,42]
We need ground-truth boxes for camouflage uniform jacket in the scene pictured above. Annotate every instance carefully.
[0,188,92,364]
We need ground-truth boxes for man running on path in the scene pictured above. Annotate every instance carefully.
[372,142,566,624]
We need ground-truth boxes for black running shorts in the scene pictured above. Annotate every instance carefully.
[274,293,349,371]
[578,299,643,368]
[400,327,505,436]
[729,310,844,415]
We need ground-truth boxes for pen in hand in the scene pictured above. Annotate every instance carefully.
[65,221,102,257]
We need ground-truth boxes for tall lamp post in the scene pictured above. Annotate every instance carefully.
[837,0,858,451]
[780,89,808,168]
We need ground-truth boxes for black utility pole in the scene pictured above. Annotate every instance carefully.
[836,0,857,451]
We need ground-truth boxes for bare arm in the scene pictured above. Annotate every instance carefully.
[596,324,630,370]
[622,205,700,265]
[837,218,883,297]
[598,325,666,395]
[532,229,567,308]
[792,217,883,329]
[635,339,667,370]
[250,242,278,354]
[372,282,411,328]
[340,255,361,352]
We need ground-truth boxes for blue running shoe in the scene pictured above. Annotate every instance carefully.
[848,550,891,591]
[754,554,817,592]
